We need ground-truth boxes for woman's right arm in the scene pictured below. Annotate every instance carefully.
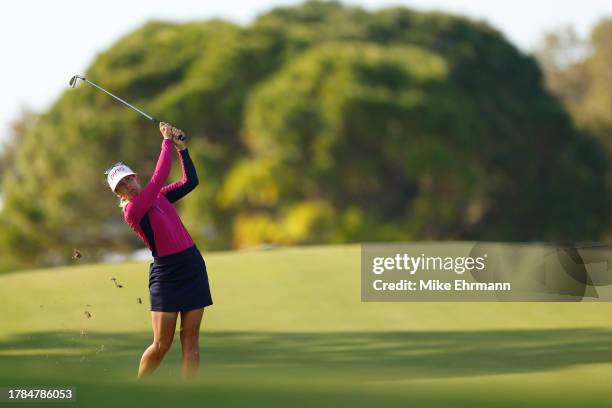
[124,126,175,223]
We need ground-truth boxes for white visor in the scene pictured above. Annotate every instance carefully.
[106,162,136,192]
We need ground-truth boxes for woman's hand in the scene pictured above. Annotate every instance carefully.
[172,131,187,150]
[159,122,174,140]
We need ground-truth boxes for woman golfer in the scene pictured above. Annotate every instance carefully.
[105,122,213,379]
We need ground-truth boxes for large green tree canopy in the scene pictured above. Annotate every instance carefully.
[0,1,607,270]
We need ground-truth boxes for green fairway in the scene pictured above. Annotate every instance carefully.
[2,245,612,407]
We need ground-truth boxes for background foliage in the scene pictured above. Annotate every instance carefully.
[0,1,608,271]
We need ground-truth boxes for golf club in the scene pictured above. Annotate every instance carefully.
[69,75,186,141]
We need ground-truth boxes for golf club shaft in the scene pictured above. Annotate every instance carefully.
[71,75,187,141]
[83,78,157,123]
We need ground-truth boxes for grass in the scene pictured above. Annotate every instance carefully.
[2,244,612,407]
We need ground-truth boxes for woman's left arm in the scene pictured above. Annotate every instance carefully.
[161,139,199,203]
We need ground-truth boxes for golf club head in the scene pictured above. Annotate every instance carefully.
[68,75,84,88]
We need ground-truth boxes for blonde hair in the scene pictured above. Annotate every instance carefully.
[105,175,133,210]
[119,197,129,209]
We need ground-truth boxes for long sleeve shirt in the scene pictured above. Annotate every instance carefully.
[123,139,199,257]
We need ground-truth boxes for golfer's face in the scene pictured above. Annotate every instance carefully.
[116,175,141,198]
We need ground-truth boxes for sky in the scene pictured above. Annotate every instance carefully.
[1,0,611,148]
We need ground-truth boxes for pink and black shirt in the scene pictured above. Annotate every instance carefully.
[123,139,198,257]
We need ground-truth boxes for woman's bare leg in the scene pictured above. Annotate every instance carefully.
[179,308,204,378]
[137,311,178,379]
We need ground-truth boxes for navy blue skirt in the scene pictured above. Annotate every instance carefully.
[148,244,213,312]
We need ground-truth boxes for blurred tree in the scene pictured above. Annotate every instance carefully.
[227,40,607,245]
[536,20,612,142]
[535,19,612,236]
[0,1,608,271]
[0,110,34,190]
[576,19,612,137]
[0,110,38,272]
[534,26,590,126]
